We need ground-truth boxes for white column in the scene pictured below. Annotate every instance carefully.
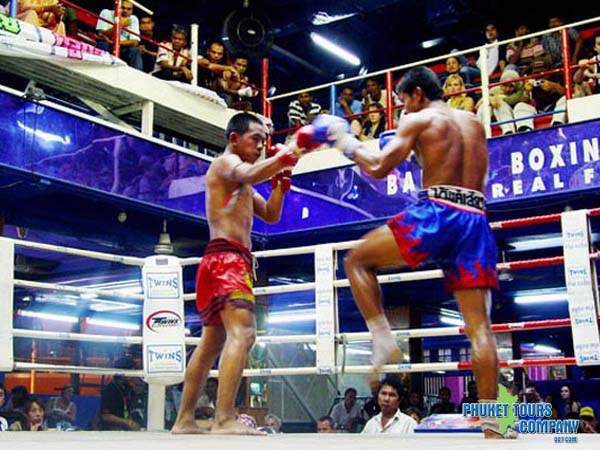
[147,384,166,430]
[478,47,492,138]
[0,238,14,372]
[191,24,199,87]
[141,100,154,136]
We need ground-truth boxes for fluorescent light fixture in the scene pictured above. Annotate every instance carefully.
[18,310,78,323]
[312,11,357,26]
[310,32,361,66]
[533,344,561,354]
[421,37,444,49]
[86,318,140,331]
[514,292,567,304]
[268,310,315,324]
[440,316,464,326]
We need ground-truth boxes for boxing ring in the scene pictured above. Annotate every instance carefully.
[1,207,600,449]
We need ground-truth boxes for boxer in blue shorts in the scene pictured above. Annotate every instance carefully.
[333,67,511,438]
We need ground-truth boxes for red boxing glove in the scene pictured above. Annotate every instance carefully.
[269,143,299,167]
[270,170,292,193]
[294,125,322,154]
[280,169,292,193]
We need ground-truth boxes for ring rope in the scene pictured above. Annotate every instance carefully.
[14,279,145,301]
[3,237,145,266]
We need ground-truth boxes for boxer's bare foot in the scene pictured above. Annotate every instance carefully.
[171,419,210,434]
[484,428,518,439]
[211,418,267,435]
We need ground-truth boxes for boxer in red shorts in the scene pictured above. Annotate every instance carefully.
[338,67,512,438]
[172,113,302,435]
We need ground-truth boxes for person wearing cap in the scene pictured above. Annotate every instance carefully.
[476,68,528,135]
[580,406,599,433]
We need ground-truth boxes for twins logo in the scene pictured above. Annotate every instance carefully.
[145,310,182,333]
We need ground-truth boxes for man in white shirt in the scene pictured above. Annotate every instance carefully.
[477,23,505,76]
[362,377,417,434]
[330,387,364,432]
[96,0,142,70]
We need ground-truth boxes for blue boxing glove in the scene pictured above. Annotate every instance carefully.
[311,114,350,145]
[379,130,396,150]
[379,129,420,166]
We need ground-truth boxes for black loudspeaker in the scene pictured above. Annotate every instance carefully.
[222,7,274,58]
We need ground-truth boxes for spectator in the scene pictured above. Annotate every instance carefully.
[334,86,362,121]
[63,5,77,38]
[450,50,481,87]
[152,26,193,83]
[460,380,479,408]
[443,74,475,112]
[362,380,381,420]
[139,15,158,74]
[362,376,417,434]
[524,77,567,127]
[430,386,456,414]
[197,41,237,92]
[361,78,400,125]
[0,384,7,431]
[477,23,506,76]
[96,0,142,70]
[129,378,148,429]
[542,16,583,68]
[287,91,321,129]
[402,390,424,412]
[438,56,462,86]
[9,398,46,431]
[403,406,422,424]
[46,384,77,429]
[579,406,599,433]
[544,395,559,420]
[358,103,386,141]
[263,413,282,433]
[219,56,258,110]
[17,0,66,35]
[99,361,140,431]
[316,415,335,433]
[505,23,552,76]
[330,387,363,432]
[477,68,527,133]
[574,32,600,95]
[519,383,542,404]
[195,377,217,419]
[5,385,29,414]
[560,385,581,419]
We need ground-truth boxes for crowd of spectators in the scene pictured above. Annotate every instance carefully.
[281,15,600,140]
[1,374,599,434]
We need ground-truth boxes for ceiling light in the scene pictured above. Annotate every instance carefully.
[440,316,464,326]
[514,292,568,305]
[311,11,357,26]
[18,310,78,323]
[86,318,140,331]
[268,310,315,324]
[533,344,561,354]
[421,37,445,49]
[310,32,361,66]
